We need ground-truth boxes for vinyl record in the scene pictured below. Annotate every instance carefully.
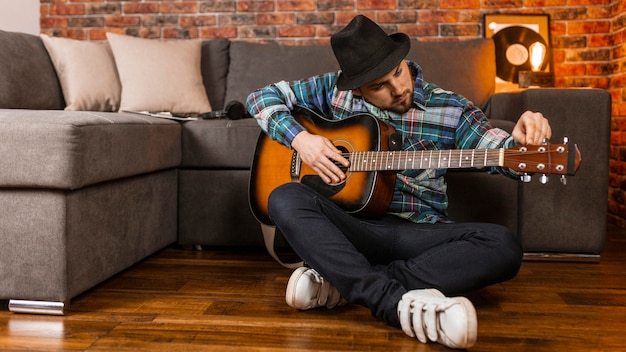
[493,26,547,83]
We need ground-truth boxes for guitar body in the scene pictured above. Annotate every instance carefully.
[249,106,398,225]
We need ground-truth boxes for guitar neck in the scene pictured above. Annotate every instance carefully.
[347,149,504,171]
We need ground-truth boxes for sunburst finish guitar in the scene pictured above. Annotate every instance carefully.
[249,106,581,226]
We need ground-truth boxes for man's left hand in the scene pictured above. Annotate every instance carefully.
[511,110,552,145]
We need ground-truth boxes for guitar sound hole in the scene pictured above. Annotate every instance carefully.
[334,146,350,173]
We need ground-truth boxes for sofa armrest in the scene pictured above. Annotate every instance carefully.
[485,88,611,255]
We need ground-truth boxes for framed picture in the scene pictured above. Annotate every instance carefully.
[483,14,552,85]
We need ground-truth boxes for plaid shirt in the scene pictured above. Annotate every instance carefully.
[247,61,518,223]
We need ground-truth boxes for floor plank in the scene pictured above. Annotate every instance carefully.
[1,224,624,351]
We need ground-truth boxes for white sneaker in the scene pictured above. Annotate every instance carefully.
[285,267,346,310]
[397,288,477,349]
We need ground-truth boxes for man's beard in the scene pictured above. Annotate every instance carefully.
[388,90,413,114]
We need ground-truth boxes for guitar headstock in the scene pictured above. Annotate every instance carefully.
[503,138,581,184]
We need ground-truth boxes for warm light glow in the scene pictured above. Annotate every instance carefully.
[529,42,546,72]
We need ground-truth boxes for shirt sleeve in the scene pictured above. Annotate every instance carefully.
[245,73,338,148]
[455,100,521,179]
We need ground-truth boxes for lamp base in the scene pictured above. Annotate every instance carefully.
[518,71,554,88]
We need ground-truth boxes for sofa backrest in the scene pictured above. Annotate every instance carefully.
[0,30,65,109]
[222,38,496,110]
[224,41,339,107]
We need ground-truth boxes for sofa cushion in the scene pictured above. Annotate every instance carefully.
[225,41,339,105]
[40,34,121,112]
[0,110,181,189]
[0,30,64,110]
[180,118,261,168]
[407,38,495,108]
[106,33,212,114]
[201,39,230,111]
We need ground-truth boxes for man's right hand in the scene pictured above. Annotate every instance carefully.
[291,131,350,184]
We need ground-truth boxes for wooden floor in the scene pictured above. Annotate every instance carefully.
[1,224,625,351]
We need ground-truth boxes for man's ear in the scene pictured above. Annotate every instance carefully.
[351,88,362,97]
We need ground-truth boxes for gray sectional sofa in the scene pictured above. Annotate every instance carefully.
[0,29,611,315]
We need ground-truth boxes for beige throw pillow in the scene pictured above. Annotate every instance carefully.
[106,33,212,114]
[40,34,121,111]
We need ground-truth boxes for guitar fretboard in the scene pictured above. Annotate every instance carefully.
[346,149,504,171]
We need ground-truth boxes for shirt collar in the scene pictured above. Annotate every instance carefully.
[407,60,426,110]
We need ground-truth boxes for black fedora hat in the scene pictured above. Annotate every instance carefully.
[331,15,410,90]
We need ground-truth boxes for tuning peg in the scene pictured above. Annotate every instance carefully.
[563,136,569,144]
[521,173,532,182]
[540,174,549,184]
[560,175,567,185]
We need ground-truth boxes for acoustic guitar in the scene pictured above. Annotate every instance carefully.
[249,106,581,226]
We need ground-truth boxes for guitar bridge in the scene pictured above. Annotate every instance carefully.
[290,150,301,182]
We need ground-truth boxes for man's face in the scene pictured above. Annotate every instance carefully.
[352,60,414,114]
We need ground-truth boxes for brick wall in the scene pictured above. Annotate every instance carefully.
[39,0,626,228]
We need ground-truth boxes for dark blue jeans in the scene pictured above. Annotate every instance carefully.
[268,183,523,328]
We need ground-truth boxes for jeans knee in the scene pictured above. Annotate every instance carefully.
[492,225,523,279]
[267,183,312,225]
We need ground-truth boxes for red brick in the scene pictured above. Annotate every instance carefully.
[588,33,612,47]
[554,63,586,76]
[89,28,121,41]
[50,4,85,16]
[586,63,612,75]
[550,22,567,36]
[199,27,237,39]
[588,6,612,19]
[163,27,199,39]
[481,0,523,9]
[257,14,295,25]
[317,0,354,11]
[376,11,418,24]
[398,23,439,37]
[524,0,567,6]
[296,13,335,25]
[160,2,198,14]
[568,21,611,35]
[278,25,316,37]
[357,0,397,10]
[613,102,626,117]
[238,1,275,12]
[569,0,610,5]
[276,0,315,11]
[40,17,68,29]
[105,16,140,28]
[336,12,375,25]
[180,15,217,27]
[417,11,458,23]
[199,1,235,12]
[440,0,479,9]
[123,3,159,14]
[315,25,335,37]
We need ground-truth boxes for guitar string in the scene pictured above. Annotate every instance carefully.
[336,149,564,171]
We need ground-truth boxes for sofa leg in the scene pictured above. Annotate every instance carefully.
[523,252,601,263]
[8,299,66,315]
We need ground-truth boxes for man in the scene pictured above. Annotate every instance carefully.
[246,15,551,349]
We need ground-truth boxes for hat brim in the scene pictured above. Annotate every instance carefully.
[336,33,411,91]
